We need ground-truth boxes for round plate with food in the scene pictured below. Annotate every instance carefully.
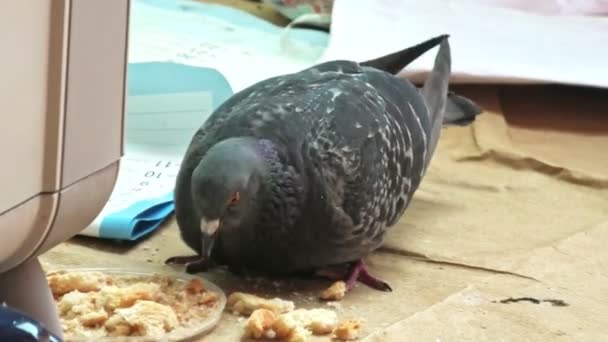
[45,266,226,342]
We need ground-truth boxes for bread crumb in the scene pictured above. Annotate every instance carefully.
[234,292,357,341]
[244,309,277,338]
[97,283,160,311]
[320,281,346,301]
[273,313,295,338]
[107,323,132,337]
[195,291,219,305]
[264,329,277,339]
[105,300,178,337]
[227,292,294,316]
[287,325,311,342]
[80,310,109,327]
[334,319,362,340]
[57,291,94,318]
[274,308,337,337]
[47,272,106,296]
[185,279,205,294]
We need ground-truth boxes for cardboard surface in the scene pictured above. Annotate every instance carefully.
[41,84,608,341]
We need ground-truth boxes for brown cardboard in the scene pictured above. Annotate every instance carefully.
[40,84,608,341]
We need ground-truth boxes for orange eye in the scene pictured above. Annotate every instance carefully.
[229,192,240,204]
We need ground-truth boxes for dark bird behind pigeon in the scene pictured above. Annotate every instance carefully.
[166,35,482,292]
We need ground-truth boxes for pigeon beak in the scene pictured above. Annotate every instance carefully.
[200,218,220,259]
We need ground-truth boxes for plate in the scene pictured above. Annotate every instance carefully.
[45,265,226,342]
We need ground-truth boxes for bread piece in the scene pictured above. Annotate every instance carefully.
[244,309,277,339]
[320,281,347,301]
[184,279,218,305]
[57,291,92,317]
[334,319,362,340]
[185,279,205,294]
[287,325,312,342]
[107,323,132,337]
[227,292,294,316]
[47,272,106,296]
[97,283,160,311]
[105,300,179,337]
[80,310,109,327]
[57,291,106,323]
[274,308,337,337]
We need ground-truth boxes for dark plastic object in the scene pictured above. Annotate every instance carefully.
[0,305,62,342]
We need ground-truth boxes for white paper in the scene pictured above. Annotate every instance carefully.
[128,0,328,92]
[321,0,608,88]
[476,0,608,15]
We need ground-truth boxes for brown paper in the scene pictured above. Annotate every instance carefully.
[42,84,608,341]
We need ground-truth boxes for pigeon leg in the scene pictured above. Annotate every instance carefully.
[344,260,392,292]
[317,260,392,292]
[165,255,212,273]
[165,255,201,265]
[346,260,392,292]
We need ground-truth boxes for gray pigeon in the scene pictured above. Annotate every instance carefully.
[166,35,481,292]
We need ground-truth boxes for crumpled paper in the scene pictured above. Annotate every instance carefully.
[372,84,608,341]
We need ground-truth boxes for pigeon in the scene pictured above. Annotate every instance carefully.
[165,35,482,292]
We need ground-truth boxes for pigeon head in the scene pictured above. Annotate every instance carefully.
[190,137,265,259]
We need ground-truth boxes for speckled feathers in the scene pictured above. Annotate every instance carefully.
[172,35,481,274]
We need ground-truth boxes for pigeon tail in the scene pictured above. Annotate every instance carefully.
[360,34,449,75]
[421,37,451,170]
[443,92,483,126]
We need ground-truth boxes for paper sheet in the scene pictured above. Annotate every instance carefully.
[129,0,329,91]
[476,0,608,15]
[125,91,213,156]
[79,62,234,240]
[321,0,608,88]
[80,87,217,240]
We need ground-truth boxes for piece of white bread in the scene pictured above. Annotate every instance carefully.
[47,271,107,296]
[105,300,179,337]
[334,319,363,340]
[274,308,338,337]
[243,307,338,340]
[227,292,295,315]
[319,281,347,301]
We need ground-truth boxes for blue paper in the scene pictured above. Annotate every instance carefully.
[100,192,175,240]
[127,62,234,100]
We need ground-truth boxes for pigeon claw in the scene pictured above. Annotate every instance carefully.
[316,259,392,292]
[184,258,213,273]
[165,255,212,273]
[345,259,392,292]
[165,255,202,265]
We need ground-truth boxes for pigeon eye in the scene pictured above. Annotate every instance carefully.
[228,192,240,205]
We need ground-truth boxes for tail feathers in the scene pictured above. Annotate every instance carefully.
[443,92,483,126]
[360,34,449,75]
[421,38,452,169]
[421,38,451,118]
